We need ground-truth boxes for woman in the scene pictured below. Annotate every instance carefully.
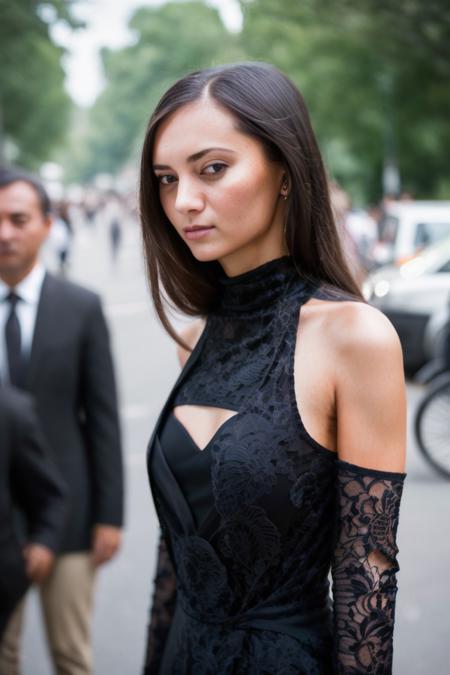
[140,62,406,674]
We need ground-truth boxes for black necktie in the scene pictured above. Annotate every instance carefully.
[5,292,23,387]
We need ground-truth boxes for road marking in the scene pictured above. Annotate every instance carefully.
[106,302,150,318]
[121,404,150,419]
[126,453,147,467]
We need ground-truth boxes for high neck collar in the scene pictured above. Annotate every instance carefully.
[217,255,303,315]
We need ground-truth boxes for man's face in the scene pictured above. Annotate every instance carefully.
[0,181,51,283]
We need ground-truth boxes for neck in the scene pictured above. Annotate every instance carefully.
[218,240,289,278]
[217,254,303,315]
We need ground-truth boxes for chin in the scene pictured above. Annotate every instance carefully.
[188,245,227,264]
[0,260,18,274]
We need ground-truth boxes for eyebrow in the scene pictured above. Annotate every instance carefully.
[9,211,29,218]
[153,147,235,170]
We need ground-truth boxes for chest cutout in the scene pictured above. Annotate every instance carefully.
[172,404,238,452]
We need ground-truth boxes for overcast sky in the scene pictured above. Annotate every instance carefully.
[51,0,242,107]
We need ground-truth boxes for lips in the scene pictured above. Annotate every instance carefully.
[183,225,215,241]
[184,225,214,233]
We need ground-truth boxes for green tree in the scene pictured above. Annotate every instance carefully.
[317,0,450,72]
[71,1,242,182]
[0,0,80,168]
[238,0,450,202]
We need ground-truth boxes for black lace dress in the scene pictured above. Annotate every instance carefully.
[143,256,406,675]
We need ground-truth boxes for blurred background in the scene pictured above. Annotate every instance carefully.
[1,0,449,673]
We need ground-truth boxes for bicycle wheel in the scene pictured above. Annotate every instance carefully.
[414,376,450,479]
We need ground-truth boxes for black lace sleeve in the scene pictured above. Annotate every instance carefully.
[143,532,177,674]
[331,459,406,674]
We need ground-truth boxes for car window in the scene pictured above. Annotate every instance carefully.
[437,259,450,273]
[414,221,450,248]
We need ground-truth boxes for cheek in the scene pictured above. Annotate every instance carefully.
[214,166,278,224]
[25,227,49,253]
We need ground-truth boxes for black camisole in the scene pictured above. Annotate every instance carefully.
[159,411,213,528]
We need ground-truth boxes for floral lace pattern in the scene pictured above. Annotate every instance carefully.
[332,461,406,673]
[168,617,333,675]
[144,257,406,674]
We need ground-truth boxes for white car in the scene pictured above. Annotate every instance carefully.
[364,236,450,372]
[372,200,450,267]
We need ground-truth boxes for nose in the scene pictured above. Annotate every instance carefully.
[174,177,205,215]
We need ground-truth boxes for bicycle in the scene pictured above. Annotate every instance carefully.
[414,370,450,479]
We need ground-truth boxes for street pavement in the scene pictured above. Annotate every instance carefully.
[20,214,449,674]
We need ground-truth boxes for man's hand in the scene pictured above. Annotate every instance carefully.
[92,525,122,567]
[23,544,55,583]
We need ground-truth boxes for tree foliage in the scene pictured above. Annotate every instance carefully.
[0,0,79,168]
[64,0,450,201]
[69,2,242,182]
[238,0,450,201]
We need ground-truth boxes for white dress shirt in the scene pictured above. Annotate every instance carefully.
[0,262,46,383]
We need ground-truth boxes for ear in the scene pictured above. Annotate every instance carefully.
[42,215,53,240]
[280,171,290,197]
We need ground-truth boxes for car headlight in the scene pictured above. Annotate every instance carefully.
[374,280,390,298]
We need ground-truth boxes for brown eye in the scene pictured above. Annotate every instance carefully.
[12,216,28,226]
[203,163,227,176]
[157,174,177,185]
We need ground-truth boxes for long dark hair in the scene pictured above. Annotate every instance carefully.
[139,61,363,349]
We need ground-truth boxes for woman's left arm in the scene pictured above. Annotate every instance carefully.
[331,303,407,674]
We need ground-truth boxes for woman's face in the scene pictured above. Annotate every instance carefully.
[152,98,287,275]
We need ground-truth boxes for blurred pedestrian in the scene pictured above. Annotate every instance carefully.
[0,167,124,675]
[329,180,365,284]
[109,217,122,262]
[346,207,379,274]
[104,193,123,264]
[0,386,67,643]
[52,202,74,274]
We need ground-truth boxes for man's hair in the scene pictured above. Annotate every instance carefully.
[0,166,51,216]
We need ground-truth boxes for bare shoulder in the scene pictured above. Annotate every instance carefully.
[303,298,406,471]
[302,297,400,353]
[176,318,206,368]
[327,300,403,361]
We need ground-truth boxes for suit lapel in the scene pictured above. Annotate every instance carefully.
[26,273,55,389]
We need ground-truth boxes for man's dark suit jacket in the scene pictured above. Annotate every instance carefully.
[21,272,124,553]
[0,387,67,639]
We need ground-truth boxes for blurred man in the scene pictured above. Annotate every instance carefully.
[0,387,67,641]
[0,167,124,675]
